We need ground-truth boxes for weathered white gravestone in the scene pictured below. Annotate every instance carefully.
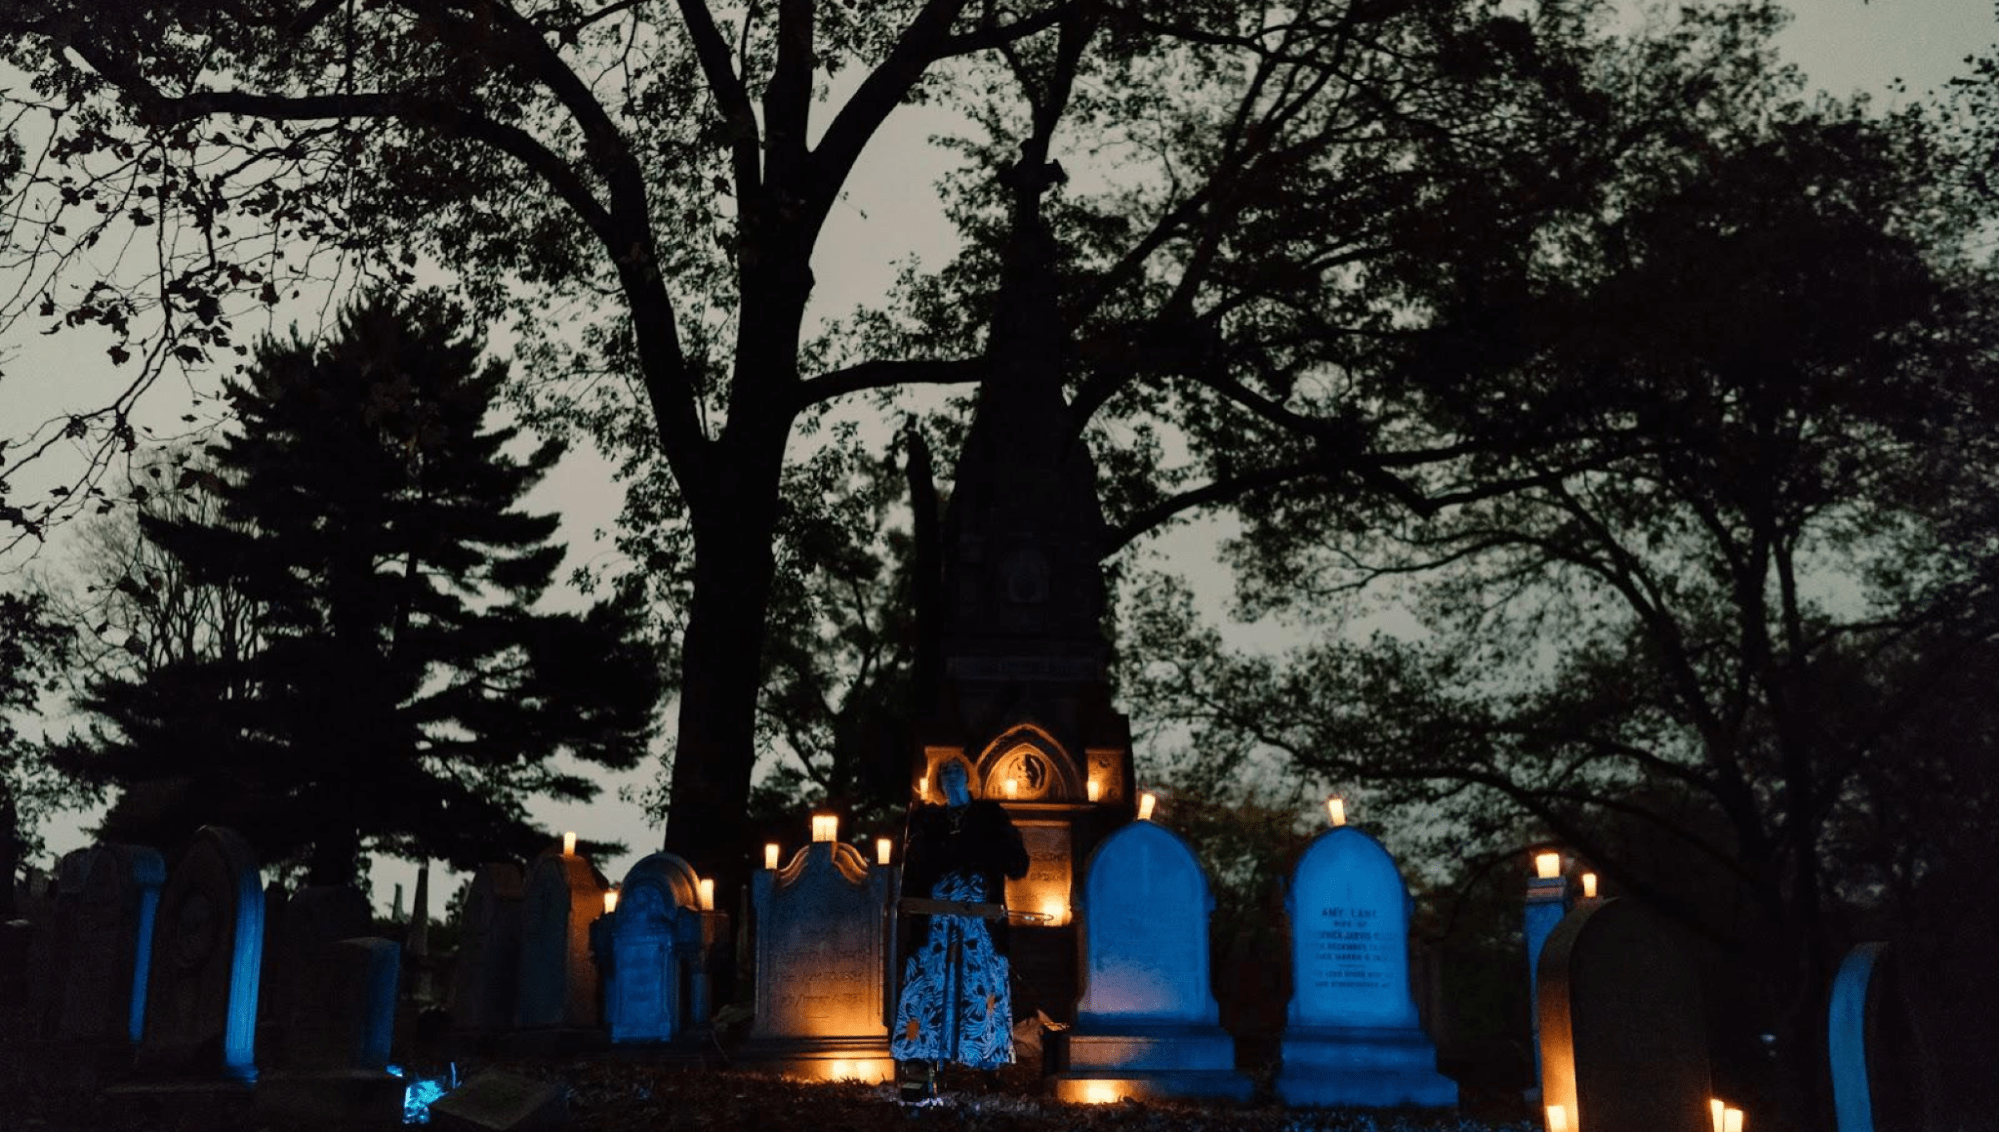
[133,826,266,1084]
[603,851,709,1044]
[449,862,524,1038]
[1537,898,1710,1131]
[58,843,166,1054]
[515,849,607,1035]
[742,839,895,1080]
[1276,826,1456,1108]
[1053,820,1251,1102]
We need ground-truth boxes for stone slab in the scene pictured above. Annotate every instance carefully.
[430,1068,569,1130]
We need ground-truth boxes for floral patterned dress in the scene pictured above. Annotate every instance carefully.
[890,869,1014,1068]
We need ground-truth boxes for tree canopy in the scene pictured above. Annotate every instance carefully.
[56,293,661,883]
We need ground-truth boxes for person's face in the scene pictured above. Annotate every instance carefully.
[940,762,971,807]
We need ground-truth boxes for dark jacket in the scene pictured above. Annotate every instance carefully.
[900,799,1030,954]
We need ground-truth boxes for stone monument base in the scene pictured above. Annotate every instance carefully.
[1051,1025,1253,1102]
[733,1035,893,1083]
[1276,1025,1457,1109]
[256,1069,406,1128]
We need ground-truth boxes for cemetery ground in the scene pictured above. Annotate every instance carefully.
[8,1050,1530,1131]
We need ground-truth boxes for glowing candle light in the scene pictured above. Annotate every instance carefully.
[1042,900,1065,926]
[1084,1083,1116,1104]
[917,775,928,799]
[1711,1098,1726,1133]
[562,831,577,857]
[1086,778,1101,802]
[1582,872,1599,899]
[1535,851,1562,880]
[1326,796,1346,826]
[1725,1107,1744,1133]
[811,814,837,843]
[764,843,780,871]
[876,837,893,866]
[830,1060,850,1081]
[698,878,715,911]
[1138,792,1156,821]
[1004,777,1019,799]
[1546,1103,1569,1132]
[602,888,619,915]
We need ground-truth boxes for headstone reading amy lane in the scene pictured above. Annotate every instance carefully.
[1276,826,1456,1108]
[1054,819,1251,1102]
[1537,898,1711,1132]
[604,852,703,1044]
[133,826,265,1082]
[450,862,525,1038]
[742,838,895,1080]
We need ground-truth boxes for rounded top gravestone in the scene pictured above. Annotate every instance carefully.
[1285,826,1420,1030]
[1076,819,1219,1025]
[620,852,702,919]
[138,825,265,1081]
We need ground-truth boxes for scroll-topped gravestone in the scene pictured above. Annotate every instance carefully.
[742,840,895,1080]
[1276,826,1455,1108]
[515,850,607,1034]
[1053,820,1250,1102]
[134,826,266,1083]
[450,863,524,1037]
[58,843,166,1053]
[604,852,706,1044]
[1537,898,1710,1131]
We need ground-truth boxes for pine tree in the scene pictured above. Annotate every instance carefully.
[62,292,659,884]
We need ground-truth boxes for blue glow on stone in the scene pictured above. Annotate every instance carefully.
[393,1062,456,1126]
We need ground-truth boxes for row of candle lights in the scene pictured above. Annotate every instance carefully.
[1534,850,1600,898]
[559,831,714,916]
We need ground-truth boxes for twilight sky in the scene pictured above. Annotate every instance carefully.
[9,0,1995,913]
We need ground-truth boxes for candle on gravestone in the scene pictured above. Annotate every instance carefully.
[765,843,780,871]
[562,831,577,856]
[1725,1108,1744,1133]
[1004,777,1019,799]
[1535,851,1561,879]
[603,888,619,914]
[1042,899,1064,926]
[698,878,714,911]
[1582,872,1599,898]
[1711,1099,1726,1133]
[1138,792,1156,821]
[812,814,837,842]
[1087,778,1101,802]
[1546,1104,1569,1132]
[917,775,928,798]
[1326,796,1346,826]
[876,837,892,866]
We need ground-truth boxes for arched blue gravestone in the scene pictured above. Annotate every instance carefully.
[1537,898,1710,1131]
[1828,942,1885,1131]
[605,852,704,1043]
[135,826,265,1083]
[1053,820,1251,1102]
[516,849,607,1032]
[1276,826,1455,1108]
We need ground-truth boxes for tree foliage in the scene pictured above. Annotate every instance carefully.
[0,588,89,906]
[1126,30,1999,1119]
[56,293,661,883]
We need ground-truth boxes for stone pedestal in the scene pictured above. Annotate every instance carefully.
[1275,826,1455,1109]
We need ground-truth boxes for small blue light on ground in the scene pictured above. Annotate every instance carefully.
[390,1062,457,1125]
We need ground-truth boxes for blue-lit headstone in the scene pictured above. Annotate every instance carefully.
[135,826,265,1083]
[605,852,703,1043]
